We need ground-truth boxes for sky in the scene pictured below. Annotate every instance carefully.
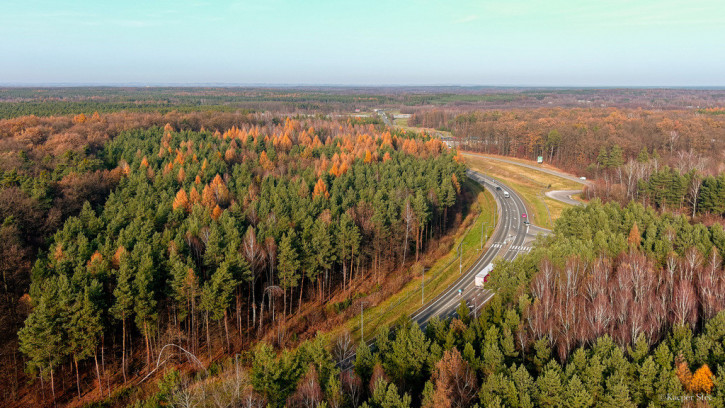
[1,0,724,86]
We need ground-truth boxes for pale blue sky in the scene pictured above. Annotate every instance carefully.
[1,0,723,86]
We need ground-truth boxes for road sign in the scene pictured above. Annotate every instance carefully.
[537,156,543,163]
[522,213,527,218]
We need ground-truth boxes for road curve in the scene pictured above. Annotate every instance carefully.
[462,151,591,207]
[410,169,534,324]
[545,189,583,206]
[461,152,590,186]
[339,169,541,369]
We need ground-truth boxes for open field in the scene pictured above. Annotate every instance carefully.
[463,153,581,229]
[336,178,497,343]
[470,153,587,179]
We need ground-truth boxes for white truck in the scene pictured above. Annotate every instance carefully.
[503,191,510,198]
[475,264,493,288]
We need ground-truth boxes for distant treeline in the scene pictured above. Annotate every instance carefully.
[3,87,725,119]
[410,108,725,177]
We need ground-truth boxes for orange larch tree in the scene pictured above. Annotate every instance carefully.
[173,189,190,212]
[313,178,330,200]
[691,364,714,394]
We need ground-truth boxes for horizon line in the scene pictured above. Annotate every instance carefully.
[1,83,725,90]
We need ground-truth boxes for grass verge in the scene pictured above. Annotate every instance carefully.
[464,154,580,229]
[334,178,497,343]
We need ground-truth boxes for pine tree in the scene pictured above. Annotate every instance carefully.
[169,252,190,323]
[67,282,103,398]
[354,341,375,384]
[203,223,224,276]
[337,213,360,291]
[310,219,335,301]
[18,276,71,404]
[278,231,300,319]
[413,191,430,262]
[111,257,134,383]
[511,364,536,407]
[634,357,658,403]
[199,281,215,361]
[208,258,237,351]
[608,145,624,168]
[441,178,456,228]
[536,366,564,407]
[251,343,304,407]
[597,147,609,168]
[565,375,594,408]
[636,147,649,163]
[222,247,250,333]
[456,300,471,325]
[383,321,431,391]
[366,379,412,408]
[133,250,157,369]
[600,381,636,408]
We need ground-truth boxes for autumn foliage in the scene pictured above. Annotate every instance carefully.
[312,178,329,200]
[691,364,715,394]
[427,348,477,408]
[412,107,725,176]
[677,358,715,394]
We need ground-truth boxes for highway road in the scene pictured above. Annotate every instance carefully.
[461,152,590,186]
[377,110,393,127]
[462,151,590,207]
[411,169,545,324]
[339,169,544,369]
[545,189,583,206]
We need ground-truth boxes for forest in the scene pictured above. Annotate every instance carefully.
[4,89,725,407]
[410,107,725,177]
[123,201,725,407]
[3,87,725,119]
[2,112,468,406]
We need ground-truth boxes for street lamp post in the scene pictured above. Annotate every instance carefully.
[421,267,425,305]
[473,297,478,320]
[360,301,369,341]
[459,242,463,274]
[480,221,487,251]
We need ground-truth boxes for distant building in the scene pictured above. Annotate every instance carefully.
[441,136,457,148]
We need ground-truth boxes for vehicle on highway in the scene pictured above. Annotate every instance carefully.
[503,191,510,198]
[579,176,587,180]
[475,264,493,288]
[496,186,502,191]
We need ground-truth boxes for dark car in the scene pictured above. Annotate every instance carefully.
[495,186,502,191]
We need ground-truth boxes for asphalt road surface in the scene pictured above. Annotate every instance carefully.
[410,169,546,324]
[339,169,547,369]
[545,189,584,206]
[462,151,591,207]
[461,152,590,186]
